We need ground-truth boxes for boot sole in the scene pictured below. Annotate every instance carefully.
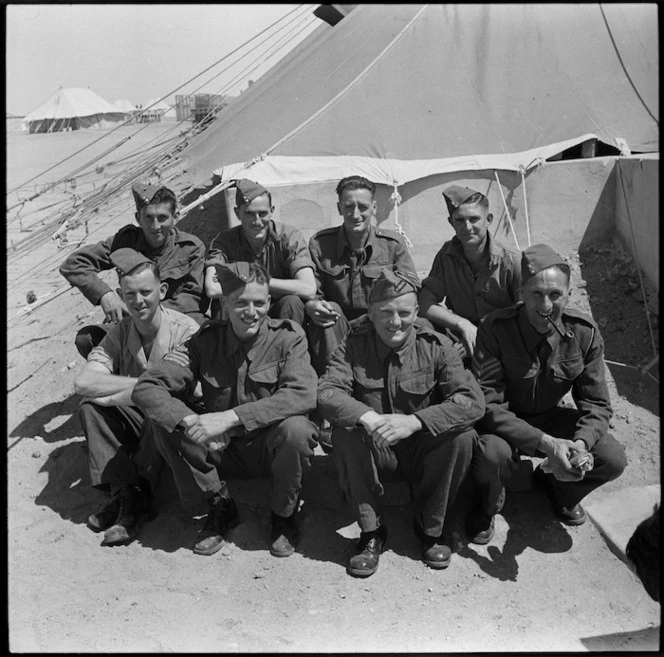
[192,517,239,556]
[423,557,451,570]
[347,565,378,577]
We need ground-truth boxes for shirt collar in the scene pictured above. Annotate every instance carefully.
[136,228,175,256]
[374,324,417,364]
[517,303,558,353]
[335,224,375,258]
[239,220,277,255]
[226,317,269,359]
[447,232,504,264]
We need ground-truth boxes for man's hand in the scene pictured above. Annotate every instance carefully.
[360,411,422,448]
[204,266,223,299]
[455,318,478,359]
[180,411,241,447]
[539,434,585,482]
[305,299,340,328]
[99,290,126,324]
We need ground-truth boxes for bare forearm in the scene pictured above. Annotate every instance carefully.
[75,373,138,397]
[269,278,315,299]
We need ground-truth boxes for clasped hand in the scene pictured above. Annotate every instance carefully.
[180,411,240,451]
[542,437,587,482]
[360,410,422,448]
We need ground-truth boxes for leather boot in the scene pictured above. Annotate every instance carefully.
[102,480,151,546]
[347,525,388,577]
[414,521,452,569]
[88,494,122,532]
[193,492,239,556]
[533,466,587,525]
[270,512,299,557]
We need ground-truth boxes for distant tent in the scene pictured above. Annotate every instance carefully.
[21,87,126,134]
[113,99,138,113]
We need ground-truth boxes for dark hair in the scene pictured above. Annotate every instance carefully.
[626,504,660,602]
[336,175,376,198]
[117,260,161,283]
[447,191,489,216]
[244,263,270,287]
[145,187,177,214]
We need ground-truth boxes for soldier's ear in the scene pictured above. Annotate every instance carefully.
[336,201,342,216]
[117,286,124,301]
[486,212,494,225]
[134,211,140,224]
[159,282,168,301]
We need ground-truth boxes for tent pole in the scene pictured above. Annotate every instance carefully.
[493,171,520,251]
[520,169,532,247]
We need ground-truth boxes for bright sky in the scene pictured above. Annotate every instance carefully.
[6,4,320,116]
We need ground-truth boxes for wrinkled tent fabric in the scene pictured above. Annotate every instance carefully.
[180,3,658,188]
[21,87,126,134]
[113,99,138,113]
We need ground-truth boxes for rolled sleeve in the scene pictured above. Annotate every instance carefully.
[59,234,116,305]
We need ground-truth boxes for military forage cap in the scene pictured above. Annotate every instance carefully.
[369,269,420,304]
[110,247,152,276]
[521,243,567,282]
[131,182,163,210]
[215,261,258,296]
[442,184,482,215]
[234,178,269,207]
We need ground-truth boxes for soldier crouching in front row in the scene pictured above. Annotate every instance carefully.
[131,262,319,558]
[317,269,485,577]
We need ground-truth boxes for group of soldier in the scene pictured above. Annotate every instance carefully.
[61,174,626,578]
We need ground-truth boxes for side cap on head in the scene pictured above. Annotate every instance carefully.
[521,243,567,283]
[368,269,420,304]
[110,247,152,277]
[131,182,163,210]
[234,178,269,207]
[215,261,255,296]
[443,184,482,215]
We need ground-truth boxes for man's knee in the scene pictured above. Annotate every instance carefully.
[475,433,513,466]
[594,433,628,481]
[273,416,317,454]
[75,325,109,359]
[271,295,305,324]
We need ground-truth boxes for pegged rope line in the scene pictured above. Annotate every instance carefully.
[494,171,520,251]
[390,181,412,248]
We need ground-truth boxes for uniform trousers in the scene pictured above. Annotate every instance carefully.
[78,401,163,492]
[333,426,476,537]
[473,407,627,514]
[151,416,318,517]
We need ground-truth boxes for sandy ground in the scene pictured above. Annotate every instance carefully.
[6,123,660,652]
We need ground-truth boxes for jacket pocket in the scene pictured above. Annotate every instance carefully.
[551,355,584,381]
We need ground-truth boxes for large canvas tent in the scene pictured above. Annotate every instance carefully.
[21,87,126,134]
[180,4,657,285]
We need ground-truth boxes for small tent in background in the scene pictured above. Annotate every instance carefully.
[179,3,658,287]
[21,87,125,134]
[113,99,139,121]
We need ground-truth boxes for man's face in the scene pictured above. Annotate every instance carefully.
[521,267,571,334]
[337,188,376,238]
[226,280,271,342]
[368,292,418,350]
[136,202,176,250]
[235,194,273,244]
[120,268,166,324]
[448,200,492,250]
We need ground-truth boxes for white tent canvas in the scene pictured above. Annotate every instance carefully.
[21,87,126,134]
[113,99,138,113]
